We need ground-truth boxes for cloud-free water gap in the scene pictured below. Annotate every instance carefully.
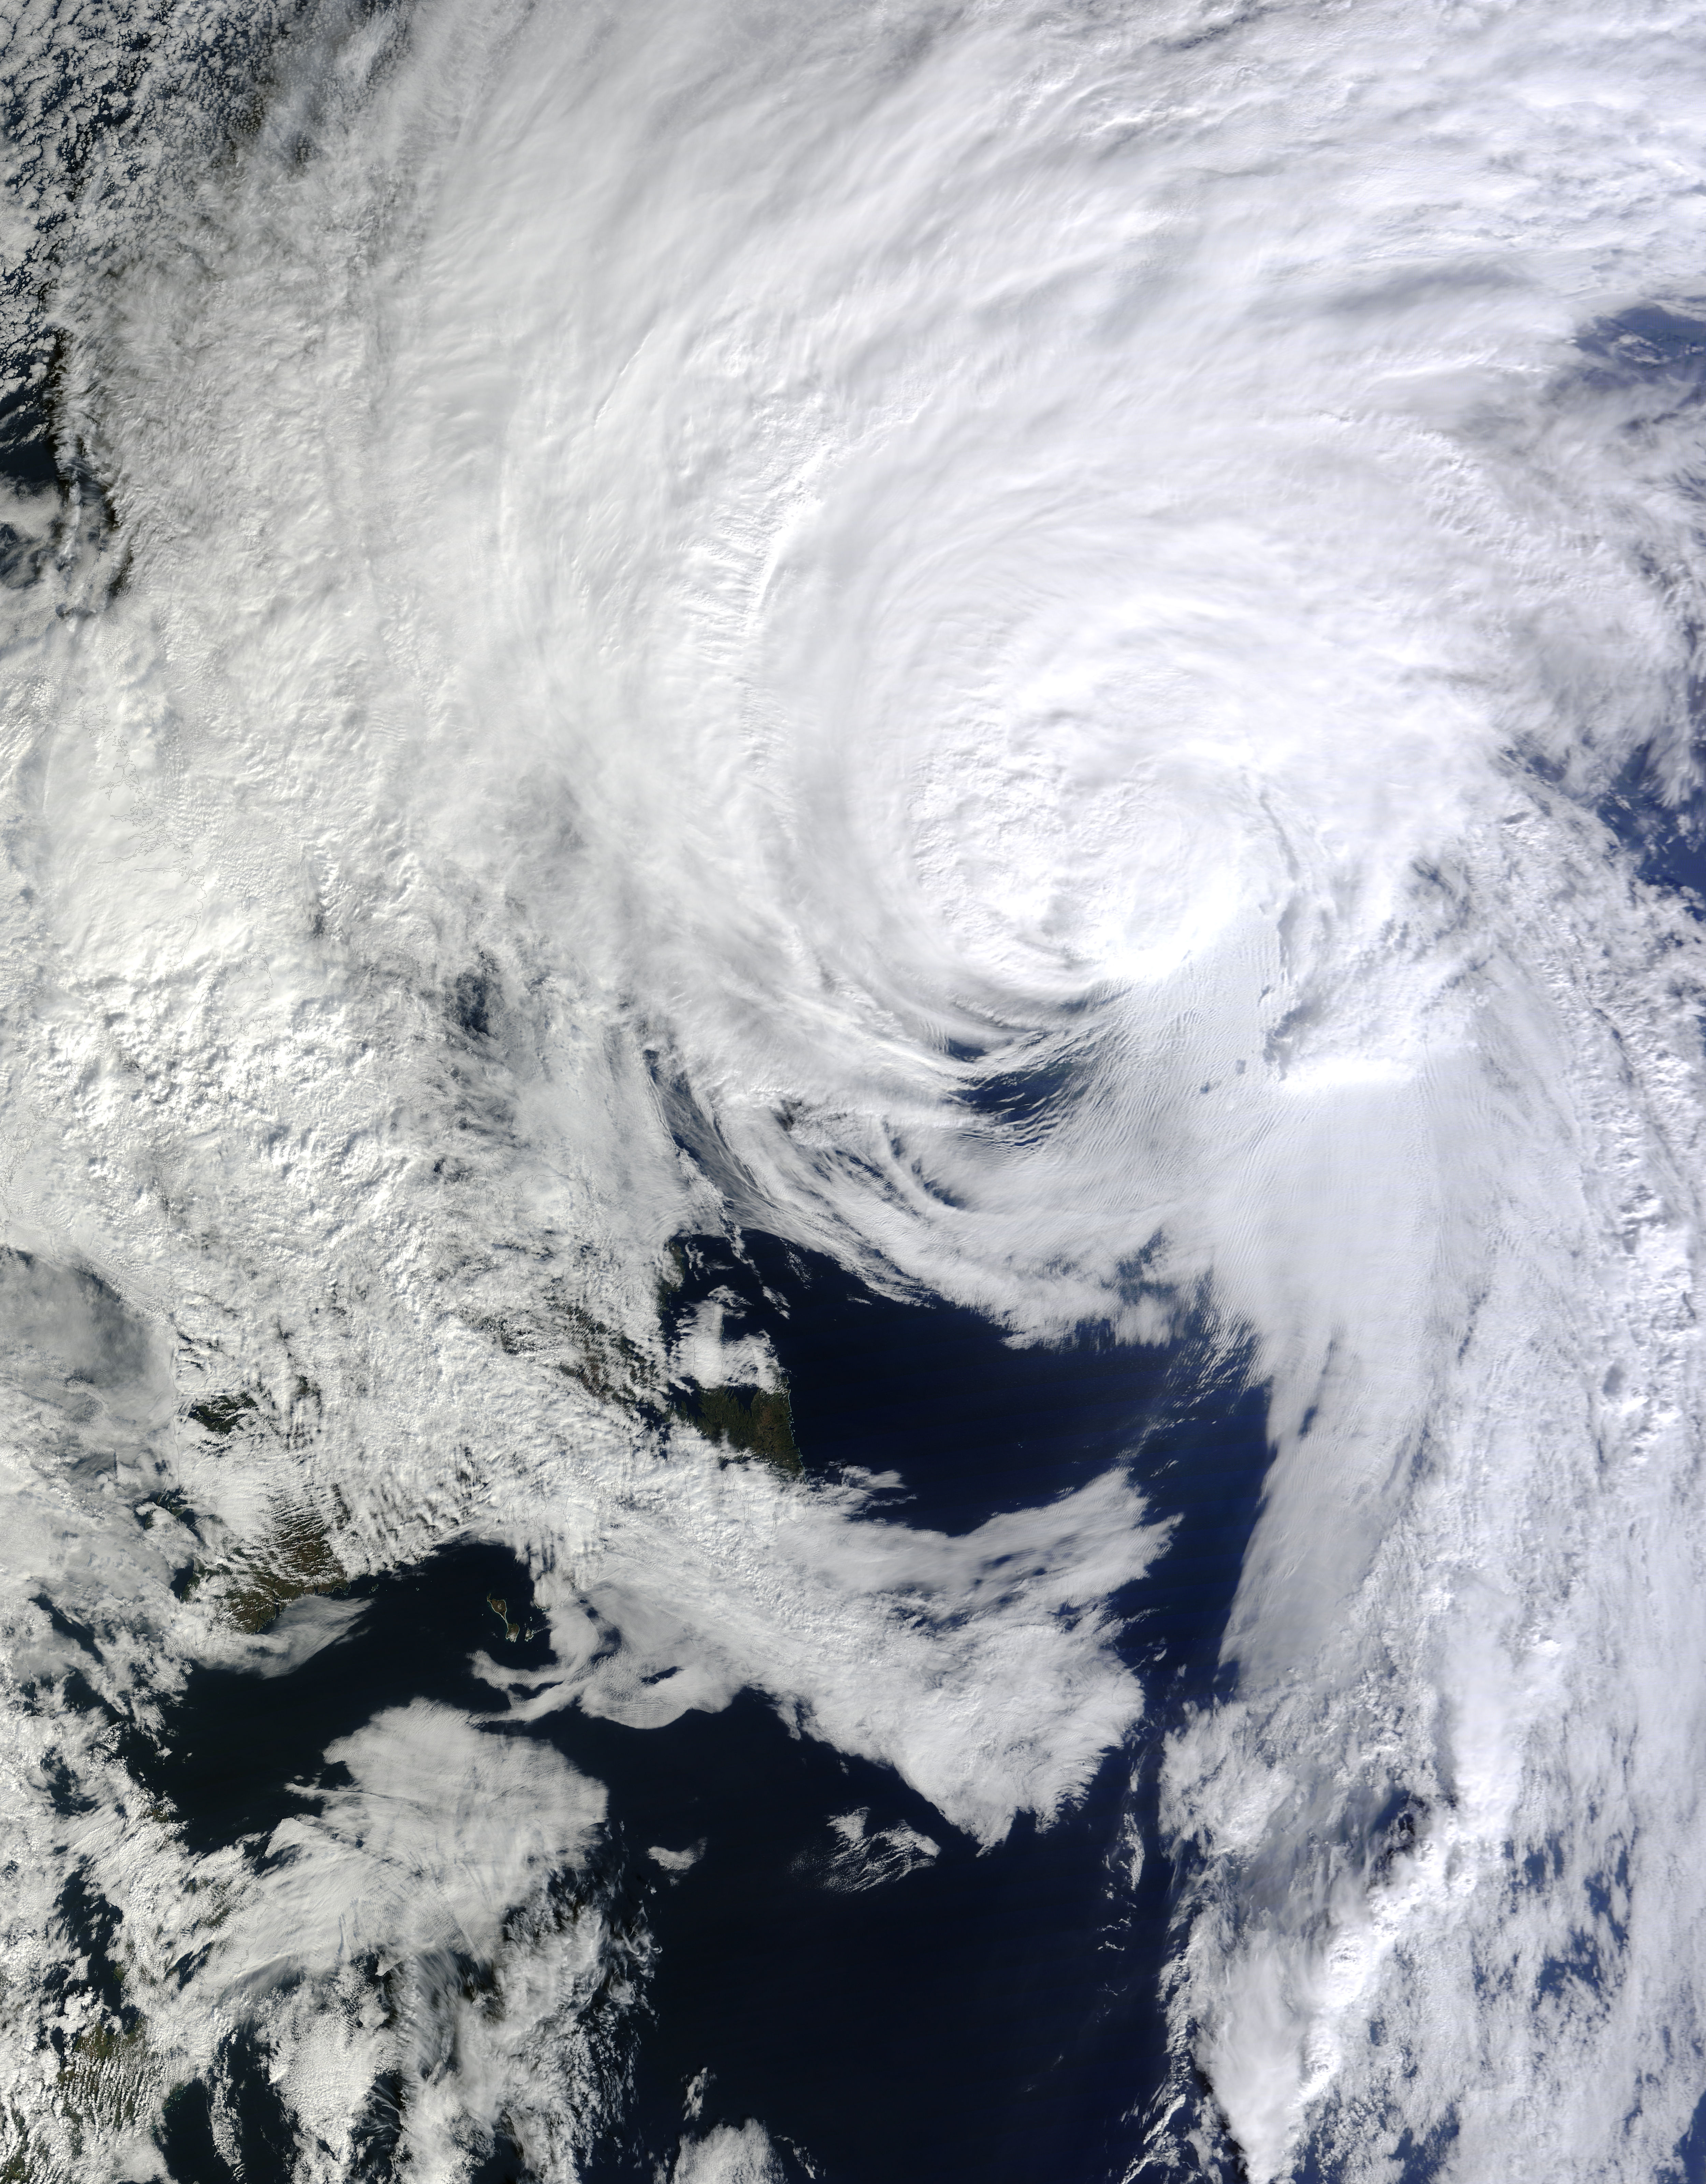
[133,1248,1270,2184]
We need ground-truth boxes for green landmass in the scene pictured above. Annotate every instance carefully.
[655,1241,688,1312]
[222,1505,347,1633]
[691,1384,802,1477]
[186,1392,258,1436]
[468,1290,662,1412]
[559,1303,659,1405]
[55,2020,148,2136]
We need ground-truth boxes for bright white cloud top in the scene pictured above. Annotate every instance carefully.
[1,0,1705,2179]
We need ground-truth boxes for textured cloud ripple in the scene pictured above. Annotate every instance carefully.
[3,0,1706,2178]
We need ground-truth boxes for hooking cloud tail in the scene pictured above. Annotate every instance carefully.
[1,0,1705,2179]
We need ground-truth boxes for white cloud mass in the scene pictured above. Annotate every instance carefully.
[1,0,1706,2178]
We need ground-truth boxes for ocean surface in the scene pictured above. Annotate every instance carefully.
[134,1235,1270,2184]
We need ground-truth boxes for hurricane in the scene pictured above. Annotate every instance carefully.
[3,1,1706,2179]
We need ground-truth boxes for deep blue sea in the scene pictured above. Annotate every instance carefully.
[134,1235,1272,2184]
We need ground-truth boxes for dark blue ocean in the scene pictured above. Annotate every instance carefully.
[133,1234,1271,2184]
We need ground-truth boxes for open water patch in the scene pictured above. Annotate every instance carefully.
[142,1237,1270,2182]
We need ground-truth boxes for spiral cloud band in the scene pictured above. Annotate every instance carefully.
[2,0,1705,2178]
